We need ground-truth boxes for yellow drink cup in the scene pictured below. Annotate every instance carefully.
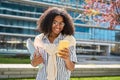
[57,40,69,56]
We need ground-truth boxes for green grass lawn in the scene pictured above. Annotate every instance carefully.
[0,54,30,64]
[0,57,30,64]
[0,55,120,80]
[1,77,120,80]
[70,77,120,80]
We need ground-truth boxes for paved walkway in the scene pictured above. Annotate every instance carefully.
[0,63,120,78]
[0,64,35,68]
[0,64,120,68]
[78,60,120,64]
[0,60,120,68]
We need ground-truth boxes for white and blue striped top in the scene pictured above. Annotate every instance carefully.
[35,33,77,80]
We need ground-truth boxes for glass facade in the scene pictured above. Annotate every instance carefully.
[0,0,120,56]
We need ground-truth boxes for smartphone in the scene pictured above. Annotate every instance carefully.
[57,40,69,56]
[26,38,43,69]
[26,38,36,60]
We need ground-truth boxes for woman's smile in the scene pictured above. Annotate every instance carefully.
[52,15,64,35]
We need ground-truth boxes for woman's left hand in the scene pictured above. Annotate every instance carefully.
[57,48,75,71]
[58,48,70,61]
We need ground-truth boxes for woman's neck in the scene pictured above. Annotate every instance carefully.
[48,33,59,43]
[49,33,58,39]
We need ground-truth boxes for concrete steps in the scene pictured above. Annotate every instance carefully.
[77,55,120,63]
[0,64,120,78]
[0,64,37,78]
[72,65,120,77]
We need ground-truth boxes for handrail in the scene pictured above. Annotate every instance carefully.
[0,32,35,37]
[0,24,35,30]
[7,0,84,13]
[0,7,42,15]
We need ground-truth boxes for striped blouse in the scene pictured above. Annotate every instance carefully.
[34,33,77,80]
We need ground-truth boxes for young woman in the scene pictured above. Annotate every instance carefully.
[31,7,77,80]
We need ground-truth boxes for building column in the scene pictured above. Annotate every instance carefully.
[106,46,111,56]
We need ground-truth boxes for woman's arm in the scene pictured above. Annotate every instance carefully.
[58,48,75,71]
[31,49,43,67]
[64,58,75,71]
[32,34,44,67]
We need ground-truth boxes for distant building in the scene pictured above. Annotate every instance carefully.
[0,0,120,58]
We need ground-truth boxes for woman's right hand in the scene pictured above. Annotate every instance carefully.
[31,49,43,67]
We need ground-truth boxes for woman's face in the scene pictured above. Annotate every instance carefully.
[51,15,65,36]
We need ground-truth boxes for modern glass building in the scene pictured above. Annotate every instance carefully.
[0,0,120,58]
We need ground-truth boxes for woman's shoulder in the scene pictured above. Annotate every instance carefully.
[64,35,76,41]
[64,35,76,46]
[34,33,45,44]
[35,33,44,39]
